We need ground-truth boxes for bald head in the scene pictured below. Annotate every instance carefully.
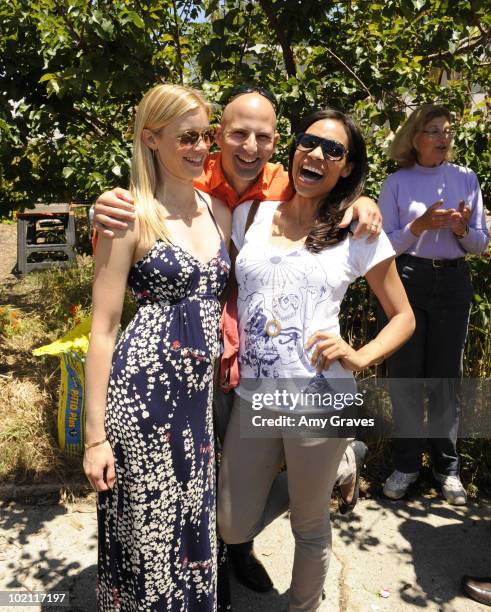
[221,92,277,129]
[216,93,279,196]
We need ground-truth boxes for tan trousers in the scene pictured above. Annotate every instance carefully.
[214,386,355,484]
[217,395,349,612]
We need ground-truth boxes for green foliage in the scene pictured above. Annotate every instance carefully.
[7,254,136,338]
[0,0,202,210]
[1,0,490,214]
[466,249,491,378]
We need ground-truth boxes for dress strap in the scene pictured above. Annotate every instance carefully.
[195,189,222,241]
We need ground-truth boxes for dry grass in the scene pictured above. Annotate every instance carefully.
[0,377,56,480]
[0,257,96,484]
[0,255,135,485]
[0,335,83,484]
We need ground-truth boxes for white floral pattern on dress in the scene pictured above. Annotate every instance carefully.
[97,237,230,611]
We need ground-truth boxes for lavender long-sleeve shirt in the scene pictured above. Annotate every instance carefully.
[379,162,489,259]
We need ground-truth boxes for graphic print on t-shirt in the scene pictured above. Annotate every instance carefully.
[237,248,334,380]
[232,200,396,400]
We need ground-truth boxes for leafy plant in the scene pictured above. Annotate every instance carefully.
[0,305,23,337]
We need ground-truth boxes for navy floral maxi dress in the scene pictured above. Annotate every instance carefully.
[96,211,231,611]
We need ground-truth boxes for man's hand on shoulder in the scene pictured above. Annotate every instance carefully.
[94,188,135,238]
[338,195,382,243]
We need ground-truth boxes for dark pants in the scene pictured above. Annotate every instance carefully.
[380,255,473,476]
[213,386,236,447]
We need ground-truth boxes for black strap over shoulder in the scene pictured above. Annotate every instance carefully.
[195,189,222,240]
[226,198,261,291]
[245,199,261,235]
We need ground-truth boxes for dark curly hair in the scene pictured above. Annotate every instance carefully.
[288,109,368,253]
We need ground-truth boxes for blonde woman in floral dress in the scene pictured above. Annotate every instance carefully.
[83,83,231,611]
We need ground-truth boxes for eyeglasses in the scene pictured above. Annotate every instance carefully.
[224,84,277,111]
[176,128,215,147]
[294,132,348,161]
[421,129,455,139]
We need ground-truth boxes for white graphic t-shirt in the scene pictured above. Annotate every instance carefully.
[232,200,396,400]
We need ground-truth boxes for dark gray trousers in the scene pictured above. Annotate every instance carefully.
[380,255,473,476]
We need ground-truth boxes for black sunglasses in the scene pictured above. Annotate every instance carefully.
[225,84,277,110]
[294,132,348,161]
[177,127,215,147]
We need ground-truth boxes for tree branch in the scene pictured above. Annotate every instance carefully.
[421,29,491,64]
[470,0,488,36]
[53,0,87,51]
[236,2,253,76]
[133,0,166,59]
[171,0,184,84]
[324,47,374,100]
[71,105,106,138]
[258,0,296,78]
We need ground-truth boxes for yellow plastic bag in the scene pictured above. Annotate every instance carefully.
[34,317,91,456]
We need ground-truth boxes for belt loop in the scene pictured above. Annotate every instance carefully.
[398,253,409,265]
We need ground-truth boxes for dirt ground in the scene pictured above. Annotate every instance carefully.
[0,224,17,283]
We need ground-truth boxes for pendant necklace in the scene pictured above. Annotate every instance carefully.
[264,208,311,338]
[176,200,200,224]
[180,210,195,224]
[265,262,289,338]
[265,316,281,338]
[265,213,290,337]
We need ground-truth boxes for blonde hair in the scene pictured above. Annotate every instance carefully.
[130,83,212,243]
[389,104,452,168]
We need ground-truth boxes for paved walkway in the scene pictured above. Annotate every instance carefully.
[0,494,489,611]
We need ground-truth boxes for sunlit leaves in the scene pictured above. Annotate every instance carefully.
[1,0,489,213]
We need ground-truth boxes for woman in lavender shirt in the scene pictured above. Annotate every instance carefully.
[379,104,489,505]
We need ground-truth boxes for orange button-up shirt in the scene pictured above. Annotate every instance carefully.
[196,152,292,391]
[194,151,292,209]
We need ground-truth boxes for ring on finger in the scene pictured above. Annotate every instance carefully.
[370,223,379,231]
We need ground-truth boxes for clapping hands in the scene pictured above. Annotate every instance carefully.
[449,200,471,237]
[411,199,470,237]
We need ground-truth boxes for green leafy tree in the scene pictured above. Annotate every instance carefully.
[0,0,202,210]
[197,0,490,202]
[1,0,490,212]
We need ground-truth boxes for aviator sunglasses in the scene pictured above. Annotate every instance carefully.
[295,132,348,161]
[176,127,215,147]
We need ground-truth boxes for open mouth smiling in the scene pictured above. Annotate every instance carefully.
[183,156,205,167]
[235,154,260,166]
[299,163,325,183]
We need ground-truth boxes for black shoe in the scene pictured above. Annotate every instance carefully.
[339,441,368,515]
[462,575,491,606]
[228,541,273,593]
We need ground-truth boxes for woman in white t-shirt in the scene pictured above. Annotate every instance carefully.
[218,109,415,611]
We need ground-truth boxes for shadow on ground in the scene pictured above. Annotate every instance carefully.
[0,501,98,610]
[333,489,490,610]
